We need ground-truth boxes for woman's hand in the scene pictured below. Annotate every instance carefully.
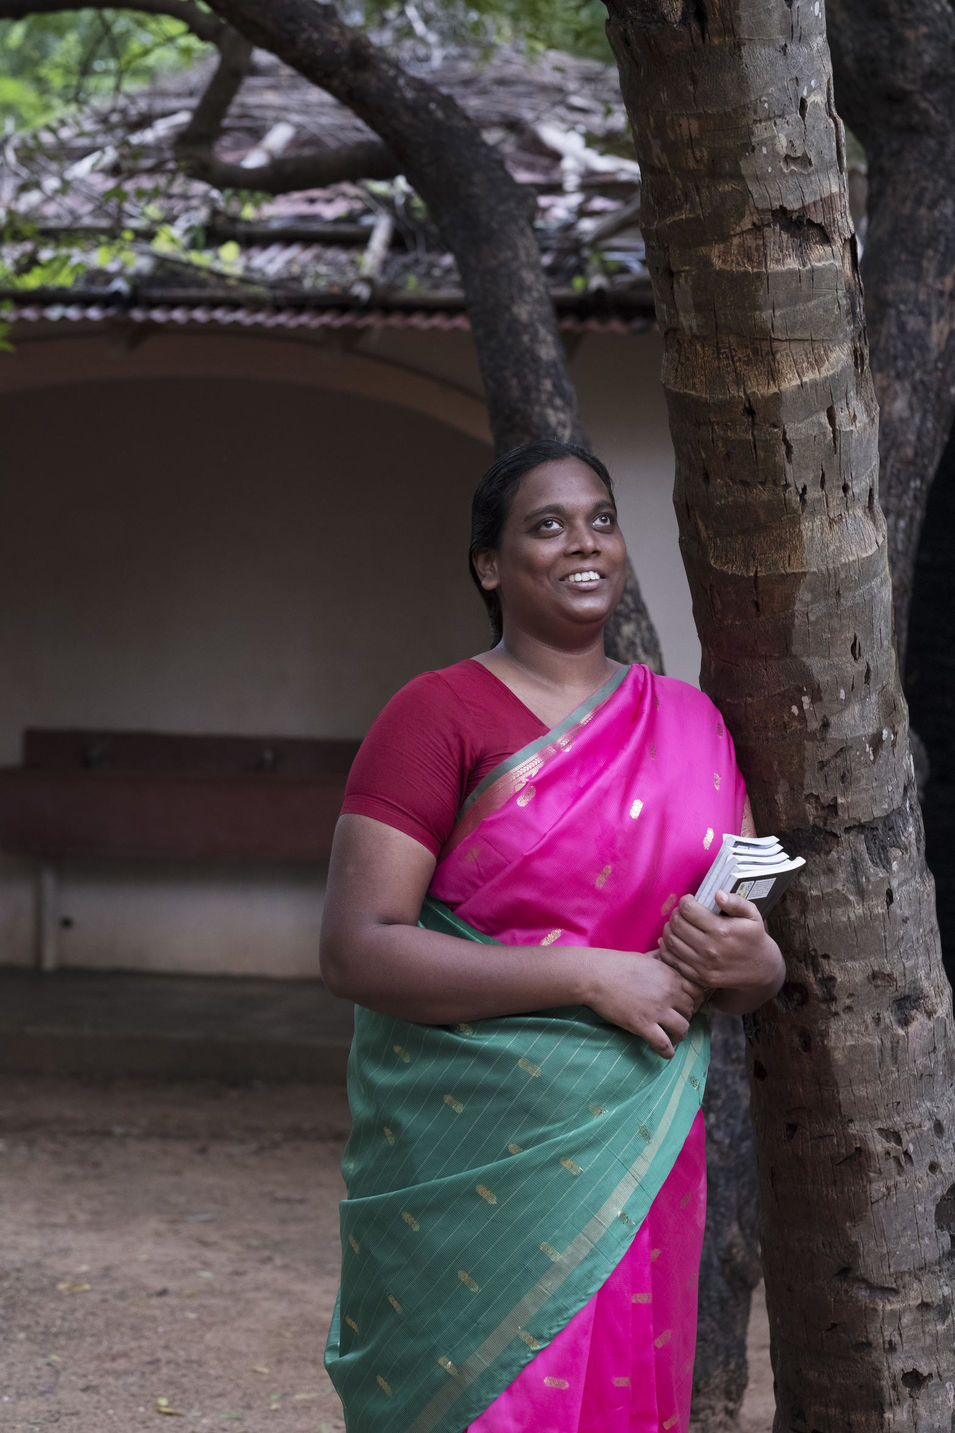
[582,949,707,1061]
[657,891,785,1014]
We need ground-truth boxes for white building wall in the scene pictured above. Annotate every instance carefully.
[0,324,698,976]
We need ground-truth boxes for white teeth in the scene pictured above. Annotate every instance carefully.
[566,571,601,583]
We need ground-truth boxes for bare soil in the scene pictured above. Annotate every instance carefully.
[0,1075,773,1433]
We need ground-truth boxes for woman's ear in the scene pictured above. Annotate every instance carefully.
[472,549,500,591]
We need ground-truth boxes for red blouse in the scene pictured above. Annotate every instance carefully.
[341,660,546,856]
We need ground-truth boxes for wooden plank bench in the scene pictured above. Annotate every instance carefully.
[0,728,360,971]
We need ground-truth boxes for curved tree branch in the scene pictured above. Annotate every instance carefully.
[176,25,251,150]
[200,0,582,454]
[177,139,400,193]
[200,0,662,668]
[0,0,225,43]
[827,0,955,667]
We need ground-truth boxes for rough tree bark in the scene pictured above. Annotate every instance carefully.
[826,0,955,671]
[605,1,955,1429]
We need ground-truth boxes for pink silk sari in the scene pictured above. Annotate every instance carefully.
[429,665,746,1433]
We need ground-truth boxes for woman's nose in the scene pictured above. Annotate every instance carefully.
[568,523,600,552]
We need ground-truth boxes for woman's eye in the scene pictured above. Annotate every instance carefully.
[535,517,562,533]
[594,512,616,528]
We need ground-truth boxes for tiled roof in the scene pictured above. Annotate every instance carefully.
[3,298,652,335]
[2,37,655,326]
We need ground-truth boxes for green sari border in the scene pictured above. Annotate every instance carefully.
[457,663,631,821]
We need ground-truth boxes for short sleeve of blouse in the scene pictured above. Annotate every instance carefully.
[341,672,473,857]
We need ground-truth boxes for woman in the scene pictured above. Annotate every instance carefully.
[322,441,784,1433]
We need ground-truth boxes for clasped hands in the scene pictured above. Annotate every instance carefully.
[656,890,785,1016]
[583,891,785,1058]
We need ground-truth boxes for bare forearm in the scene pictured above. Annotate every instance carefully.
[321,920,590,1023]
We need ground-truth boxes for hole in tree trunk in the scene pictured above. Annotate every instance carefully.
[936,1182,955,1236]
[905,426,955,996]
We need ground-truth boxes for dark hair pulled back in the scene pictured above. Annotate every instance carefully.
[468,440,615,645]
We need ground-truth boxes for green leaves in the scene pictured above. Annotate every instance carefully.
[0,12,206,127]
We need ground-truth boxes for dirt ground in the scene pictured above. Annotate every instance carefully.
[0,1074,774,1432]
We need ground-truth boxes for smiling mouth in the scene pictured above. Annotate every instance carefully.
[562,570,602,584]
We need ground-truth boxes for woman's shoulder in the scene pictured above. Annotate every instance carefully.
[645,671,731,730]
[381,659,519,724]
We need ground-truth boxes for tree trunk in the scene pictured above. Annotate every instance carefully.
[690,1014,760,1433]
[826,0,955,672]
[605,1,955,1428]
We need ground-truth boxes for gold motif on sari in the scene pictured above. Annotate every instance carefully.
[516,784,536,807]
[632,1292,652,1304]
[540,928,562,946]
[476,1184,497,1205]
[393,1044,411,1063]
[613,1376,632,1387]
[457,1271,479,1293]
[387,1294,403,1314]
[348,1235,360,1255]
[518,1057,542,1077]
[401,1211,420,1231]
[703,827,715,850]
[560,1156,583,1176]
[345,1315,359,1333]
[443,1094,464,1113]
[376,1375,392,1396]
[383,1127,395,1145]
[589,1103,606,1116]
[539,1242,562,1262]
[714,771,722,789]
[595,864,612,889]
[518,1330,541,1350]
[661,893,677,918]
[544,1377,570,1388]
[438,1356,458,1375]
[507,1141,523,1155]
[629,798,644,819]
[655,1329,673,1348]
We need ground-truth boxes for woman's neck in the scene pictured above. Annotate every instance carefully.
[477,630,621,701]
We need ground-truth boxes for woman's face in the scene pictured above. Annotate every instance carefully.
[475,458,628,642]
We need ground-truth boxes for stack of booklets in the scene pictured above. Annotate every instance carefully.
[695,835,805,917]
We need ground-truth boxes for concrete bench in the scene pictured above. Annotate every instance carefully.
[0,728,360,970]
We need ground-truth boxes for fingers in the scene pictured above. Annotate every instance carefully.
[673,894,718,933]
[646,1024,675,1060]
[659,926,699,966]
[714,890,763,922]
[663,1010,691,1044]
[656,945,707,1007]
